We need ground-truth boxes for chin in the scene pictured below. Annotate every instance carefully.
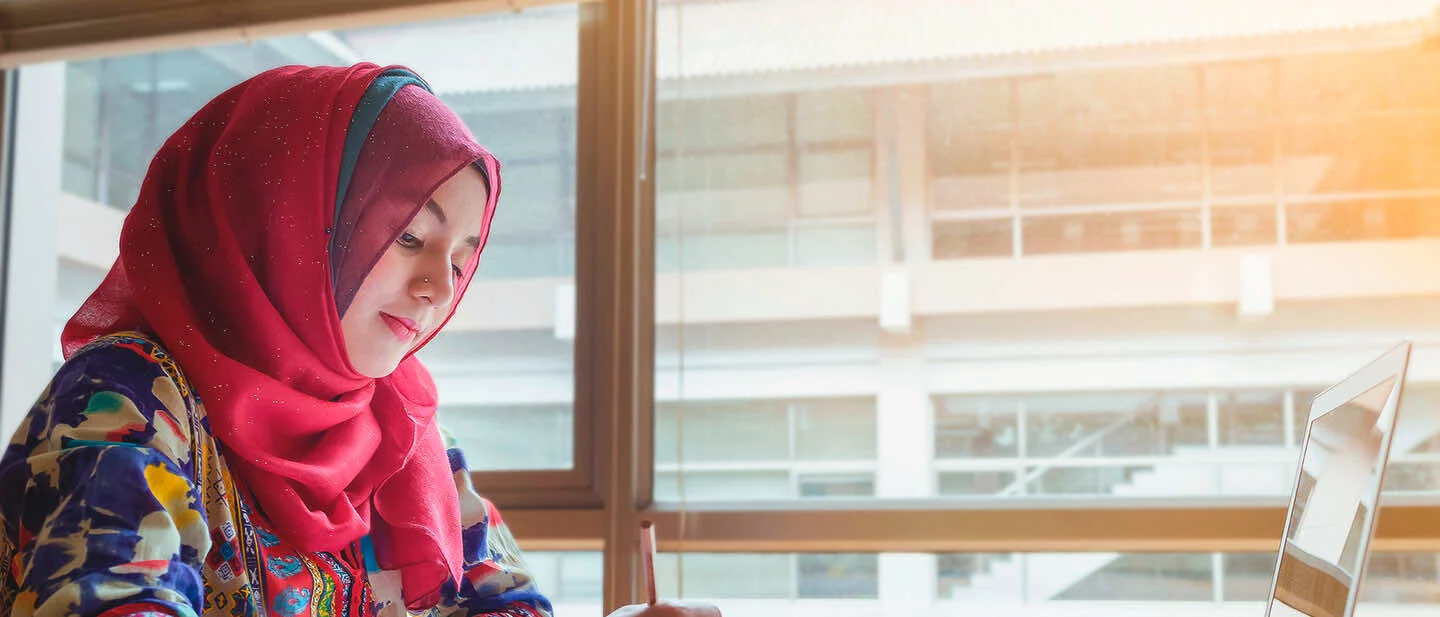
[351,350,404,379]
[358,364,400,379]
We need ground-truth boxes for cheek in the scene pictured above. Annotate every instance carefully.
[353,251,407,305]
[348,275,383,312]
[341,254,398,332]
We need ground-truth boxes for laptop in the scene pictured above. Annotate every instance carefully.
[1265,341,1412,617]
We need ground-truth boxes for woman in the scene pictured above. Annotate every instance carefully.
[0,64,716,617]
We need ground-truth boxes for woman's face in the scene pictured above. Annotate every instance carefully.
[340,166,489,378]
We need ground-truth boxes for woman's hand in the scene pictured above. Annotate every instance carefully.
[605,601,721,617]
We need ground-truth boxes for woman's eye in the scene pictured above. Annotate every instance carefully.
[397,232,422,249]
[451,264,464,278]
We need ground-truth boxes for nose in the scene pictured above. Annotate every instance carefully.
[411,260,455,309]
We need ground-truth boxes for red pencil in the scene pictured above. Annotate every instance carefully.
[639,520,658,606]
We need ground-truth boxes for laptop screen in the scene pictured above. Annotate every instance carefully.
[1267,355,1406,617]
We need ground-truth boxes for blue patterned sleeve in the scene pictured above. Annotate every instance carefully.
[431,430,553,617]
[0,337,209,617]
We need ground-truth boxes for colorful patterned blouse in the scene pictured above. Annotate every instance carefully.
[0,332,553,617]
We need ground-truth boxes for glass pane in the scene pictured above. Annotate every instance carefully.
[439,404,572,471]
[475,236,571,279]
[1021,209,1204,255]
[793,225,876,267]
[934,395,1021,458]
[1056,553,1214,601]
[1280,49,1440,196]
[657,400,790,464]
[655,470,791,501]
[795,88,873,143]
[651,0,1440,513]
[1017,66,1202,210]
[656,553,793,599]
[1205,62,1276,199]
[1401,385,1440,454]
[656,396,877,500]
[658,553,879,601]
[935,551,1440,605]
[659,551,1440,607]
[1223,552,1276,602]
[798,473,875,497]
[1211,204,1278,246]
[794,398,878,460]
[798,149,872,218]
[1210,129,1276,198]
[491,163,568,239]
[932,218,1013,259]
[937,470,1018,496]
[1026,465,1150,496]
[929,79,1012,212]
[52,8,582,472]
[658,95,789,151]
[938,550,1221,599]
[1026,392,1207,458]
[1382,462,1440,492]
[658,230,790,271]
[797,554,879,599]
[1218,391,1286,446]
[936,553,1012,599]
[1286,196,1440,244]
[525,551,603,615]
[1362,553,1440,603]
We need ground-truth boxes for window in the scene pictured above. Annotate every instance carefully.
[1204,61,1276,201]
[654,553,879,601]
[1280,49,1440,244]
[932,388,1420,500]
[1024,392,1207,458]
[656,88,876,272]
[655,397,878,501]
[1218,391,1286,447]
[652,4,1440,610]
[526,551,603,615]
[923,46,1440,258]
[440,404,573,470]
[931,218,1013,259]
[1020,208,1203,255]
[934,396,1021,459]
[1212,204,1278,246]
[14,0,1440,614]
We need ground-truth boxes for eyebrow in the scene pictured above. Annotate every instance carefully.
[427,198,483,250]
[424,199,447,224]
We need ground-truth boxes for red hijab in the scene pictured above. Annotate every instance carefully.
[61,63,499,609]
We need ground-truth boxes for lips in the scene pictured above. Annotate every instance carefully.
[380,312,421,341]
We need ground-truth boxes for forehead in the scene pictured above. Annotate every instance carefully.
[425,166,490,224]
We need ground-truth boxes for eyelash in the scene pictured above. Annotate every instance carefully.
[397,232,465,278]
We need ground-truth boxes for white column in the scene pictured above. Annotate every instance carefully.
[2,62,65,441]
[876,352,936,615]
[874,83,938,617]
[896,86,932,265]
[876,353,933,497]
